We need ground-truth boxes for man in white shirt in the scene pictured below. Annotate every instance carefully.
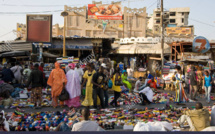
[10,62,23,84]
[72,108,104,131]
[139,84,154,105]
[134,77,143,92]
[126,65,133,78]
[75,64,84,83]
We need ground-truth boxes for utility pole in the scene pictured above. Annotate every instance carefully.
[160,0,164,75]
[61,11,69,57]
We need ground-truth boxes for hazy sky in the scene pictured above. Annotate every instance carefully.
[0,0,215,41]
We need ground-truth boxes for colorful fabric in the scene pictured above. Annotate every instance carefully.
[68,63,76,69]
[175,74,188,102]
[65,96,81,108]
[65,69,81,108]
[175,83,188,102]
[47,62,67,98]
[121,74,132,90]
[31,87,42,104]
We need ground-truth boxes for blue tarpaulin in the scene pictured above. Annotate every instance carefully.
[51,39,93,50]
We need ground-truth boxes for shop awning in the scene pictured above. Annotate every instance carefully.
[136,43,171,54]
[51,39,93,50]
[0,51,30,58]
[42,52,58,58]
[111,43,120,49]
[0,42,32,52]
[117,45,137,54]
[116,43,171,54]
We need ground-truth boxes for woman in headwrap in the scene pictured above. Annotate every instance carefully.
[47,62,67,108]
[121,70,132,92]
[81,63,100,107]
[65,63,81,108]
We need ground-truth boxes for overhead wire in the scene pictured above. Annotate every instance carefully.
[189,18,215,28]
[0,10,63,14]
[146,0,157,10]
[0,31,13,38]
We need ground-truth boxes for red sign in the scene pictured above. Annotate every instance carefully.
[26,15,52,42]
[88,4,123,20]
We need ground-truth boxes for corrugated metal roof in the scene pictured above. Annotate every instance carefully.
[0,42,32,52]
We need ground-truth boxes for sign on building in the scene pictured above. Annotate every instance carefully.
[26,14,52,42]
[192,36,210,53]
[178,53,211,60]
[88,3,123,20]
[166,27,192,36]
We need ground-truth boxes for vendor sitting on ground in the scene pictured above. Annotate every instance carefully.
[138,78,157,92]
[139,83,154,105]
[174,102,210,131]
[147,78,157,90]
[134,77,143,92]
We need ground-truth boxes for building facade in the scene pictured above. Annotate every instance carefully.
[17,23,64,40]
[64,1,147,38]
[52,24,63,37]
[147,7,191,37]
[17,23,27,40]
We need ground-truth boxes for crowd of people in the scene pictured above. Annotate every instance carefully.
[0,61,214,109]
[171,65,214,105]
[0,60,215,132]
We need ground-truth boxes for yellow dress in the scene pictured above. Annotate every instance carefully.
[81,70,100,106]
[112,75,122,92]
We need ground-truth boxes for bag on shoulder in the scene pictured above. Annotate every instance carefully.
[108,79,113,88]
[59,88,69,101]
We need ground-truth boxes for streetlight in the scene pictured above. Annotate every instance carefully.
[61,11,69,57]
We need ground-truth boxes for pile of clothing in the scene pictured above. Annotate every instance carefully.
[109,91,175,106]
[0,82,14,109]
[10,88,52,108]
[3,106,213,131]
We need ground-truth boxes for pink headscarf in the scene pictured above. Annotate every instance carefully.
[68,63,76,69]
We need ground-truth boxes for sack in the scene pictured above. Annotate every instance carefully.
[108,79,113,88]
[59,88,69,101]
